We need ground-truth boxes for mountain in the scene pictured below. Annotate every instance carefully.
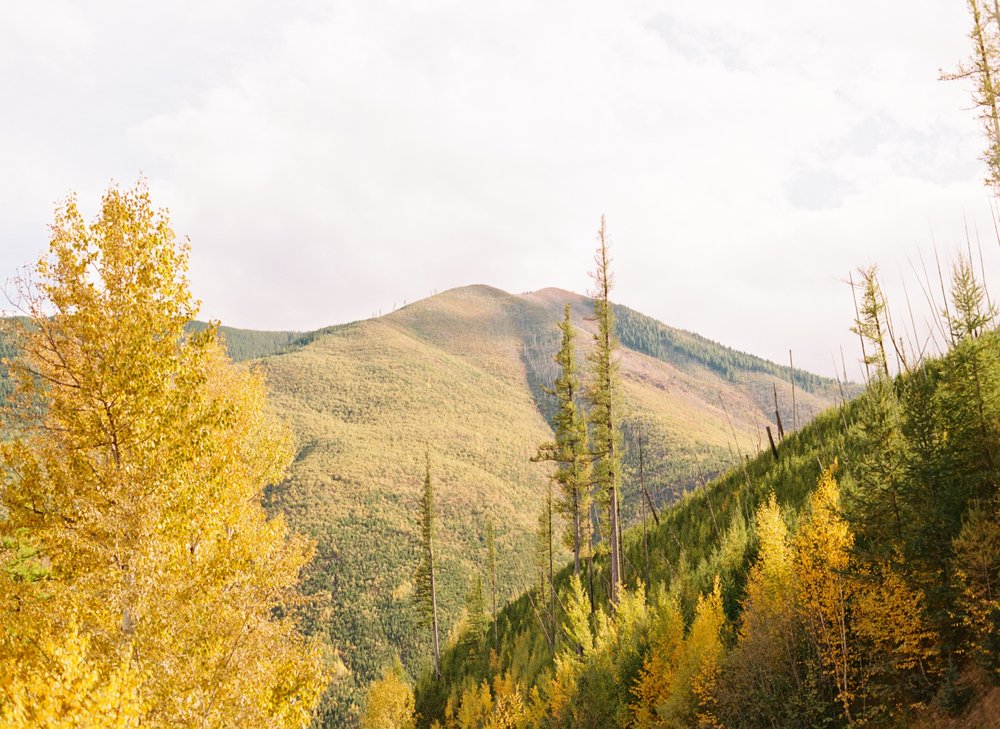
[209,284,847,724]
[413,320,1000,729]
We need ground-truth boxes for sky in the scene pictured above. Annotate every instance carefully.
[2,0,998,378]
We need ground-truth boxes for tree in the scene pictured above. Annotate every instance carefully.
[415,449,442,679]
[946,0,1000,190]
[631,589,684,728]
[658,577,726,728]
[533,484,557,652]
[0,181,326,727]
[533,304,591,577]
[361,659,416,729]
[487,519,499,653]
[794,463,857,724]
[587,216,624,607]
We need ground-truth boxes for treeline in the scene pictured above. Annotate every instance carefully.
[361,247,999,727]
[614,304,835,395]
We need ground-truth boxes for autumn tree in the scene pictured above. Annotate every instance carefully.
[794,463,857,724]
[587,216,624,606]
[361,659,417,729]
[0,181,326,727]
[415,449,442,679]
[715,494,821,727]
[533,304,591,577]
[631,589,685,728]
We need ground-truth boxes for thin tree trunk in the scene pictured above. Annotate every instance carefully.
[766,425,779,461]
[789,349,798,431]
[773,382,785,440]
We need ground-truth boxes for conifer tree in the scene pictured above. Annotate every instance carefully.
[415,450,442,679]
[586,216,624,606]
[487,519,499,653]
[947,0,1000,189]
[849,267,906,552]
[533,304,591,576]
[0,181,326,727]
[533,484,557,650]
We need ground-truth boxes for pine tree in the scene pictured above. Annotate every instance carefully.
[533,304,591,576]
[415,450,442,679]
[587,216,624,606]
[0,181,326,727]
[533,484,557,651]
[849,266,907,554]
[487,519,499,654]
[946,0,1000,189]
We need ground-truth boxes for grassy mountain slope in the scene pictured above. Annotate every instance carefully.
[240,284,845,724]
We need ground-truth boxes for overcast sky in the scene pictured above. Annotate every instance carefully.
[2,1,998,377]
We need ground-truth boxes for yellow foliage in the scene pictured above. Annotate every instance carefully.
[485,672,525,729]
[652,577,726,728]
[688,578,726,729]
[793,462,856,723]
[631,590,684,728]
[545,653,579,724]
[451,672,524,729]
[1,621,142,728]
[361,662,416,729]
[0,181,326,726]
[854,563,938,674]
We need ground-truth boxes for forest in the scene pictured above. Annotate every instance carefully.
[3,2,1000,728]
[381,254,1000,728]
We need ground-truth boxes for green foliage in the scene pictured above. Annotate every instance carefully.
[419,263,1000,727]
[614,304,838,396]
[532,305,591,574]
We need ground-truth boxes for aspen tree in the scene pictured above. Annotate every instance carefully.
[0,181,325,727]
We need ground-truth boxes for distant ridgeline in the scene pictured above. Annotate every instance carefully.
[614,304,833,393]
[185,320,356,362]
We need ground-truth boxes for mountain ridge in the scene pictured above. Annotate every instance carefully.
[216,284,849,724]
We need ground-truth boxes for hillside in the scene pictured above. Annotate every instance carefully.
[411,283,1000,728]
[241,285,846,724]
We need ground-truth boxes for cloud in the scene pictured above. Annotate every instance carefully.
[0,0,995,375]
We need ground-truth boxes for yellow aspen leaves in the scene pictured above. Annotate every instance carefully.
[0,181,326,727]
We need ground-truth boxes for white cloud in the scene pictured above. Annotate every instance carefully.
[1,0,996,376]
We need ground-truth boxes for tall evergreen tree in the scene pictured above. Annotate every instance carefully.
[848,267,906,553]
[415,450,442,679]
[587,216,623,606]
[487,519,499,654]
[533,304,591,576]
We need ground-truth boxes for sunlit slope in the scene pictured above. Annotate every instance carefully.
[258,310,555,720]
[248,284,844,723]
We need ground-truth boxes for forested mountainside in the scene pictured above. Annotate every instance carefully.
[395,264,1000,729]
[234,284,844,724]
[0,286,849,726]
